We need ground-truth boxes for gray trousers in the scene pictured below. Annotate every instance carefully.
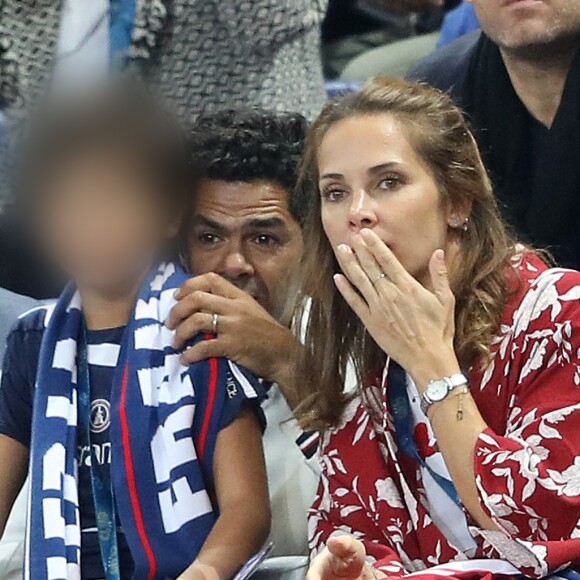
[322,16,414,79]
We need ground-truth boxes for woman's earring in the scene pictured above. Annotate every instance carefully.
[450,216,469,231]
[450,216,462,229]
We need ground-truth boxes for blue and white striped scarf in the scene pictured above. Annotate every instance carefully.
[25,262,260,579]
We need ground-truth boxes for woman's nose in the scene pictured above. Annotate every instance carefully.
[349,190,378,230]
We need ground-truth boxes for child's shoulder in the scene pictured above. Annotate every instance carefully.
[2,303,55,377]
[10,302,56,337]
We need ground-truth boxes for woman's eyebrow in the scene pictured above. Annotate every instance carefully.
[319,172,344,180]
[320,162,402,182]
[367,162,400,176]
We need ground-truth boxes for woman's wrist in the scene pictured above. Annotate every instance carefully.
[408,345,462,394]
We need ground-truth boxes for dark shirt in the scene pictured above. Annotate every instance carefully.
[406,29,480,101]
[506,116,550,243]
[0,305,263,578]
[0,309,134,578]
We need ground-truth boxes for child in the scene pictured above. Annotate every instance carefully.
[0,82,271,580]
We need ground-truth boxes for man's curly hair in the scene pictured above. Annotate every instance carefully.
[189,108,309,225]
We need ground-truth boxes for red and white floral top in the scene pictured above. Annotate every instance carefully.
[309,254,580,579]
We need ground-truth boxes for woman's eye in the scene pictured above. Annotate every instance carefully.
[321,189,346,202]
[378,177,401,190]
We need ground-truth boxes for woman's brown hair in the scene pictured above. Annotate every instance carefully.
[294,77,518,431]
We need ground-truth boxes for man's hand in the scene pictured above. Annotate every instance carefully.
[307,536,386,580]
[166,273,298,401]
[363,0,443,14]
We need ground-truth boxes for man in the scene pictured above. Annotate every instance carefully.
[408,0,580,269]
[166,109,319,557]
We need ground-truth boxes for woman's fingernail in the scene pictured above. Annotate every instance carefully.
[338,244,351,254]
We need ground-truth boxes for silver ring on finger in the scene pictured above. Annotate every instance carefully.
[211,313,219,335]
[373,272,387,286]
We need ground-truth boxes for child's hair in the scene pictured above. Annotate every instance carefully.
[17,78,190,213]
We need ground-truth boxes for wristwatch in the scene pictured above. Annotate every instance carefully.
[420,373,469,415]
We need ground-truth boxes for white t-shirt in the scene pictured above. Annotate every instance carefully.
[262,385,319,556]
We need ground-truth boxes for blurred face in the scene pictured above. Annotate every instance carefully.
[38,152,179,294]
[469,0,580,52]
[318,115,461,288]
[187,179,304,319]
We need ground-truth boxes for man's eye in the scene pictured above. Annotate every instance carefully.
[198,233,221,245]
[254,234,278,246]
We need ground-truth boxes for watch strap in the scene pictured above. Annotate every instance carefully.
[421,373,468,415]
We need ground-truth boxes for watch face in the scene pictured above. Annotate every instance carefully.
[427,379,448,402]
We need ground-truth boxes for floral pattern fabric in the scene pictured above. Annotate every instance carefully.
[309,254,580,578]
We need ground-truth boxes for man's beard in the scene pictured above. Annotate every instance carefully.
[495,6,580,58]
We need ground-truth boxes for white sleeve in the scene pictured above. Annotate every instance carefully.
[283,417,322,477]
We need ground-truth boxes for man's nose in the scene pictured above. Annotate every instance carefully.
[220,249,255,279]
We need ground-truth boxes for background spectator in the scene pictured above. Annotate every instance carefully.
[322,0,416,79]
[409,0,580,269]
[335,0,461,81]
[0,0,328,204]
[0,0,329,299]
[0,1,327,123]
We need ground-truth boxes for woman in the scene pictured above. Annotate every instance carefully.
[294,77,580,580]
